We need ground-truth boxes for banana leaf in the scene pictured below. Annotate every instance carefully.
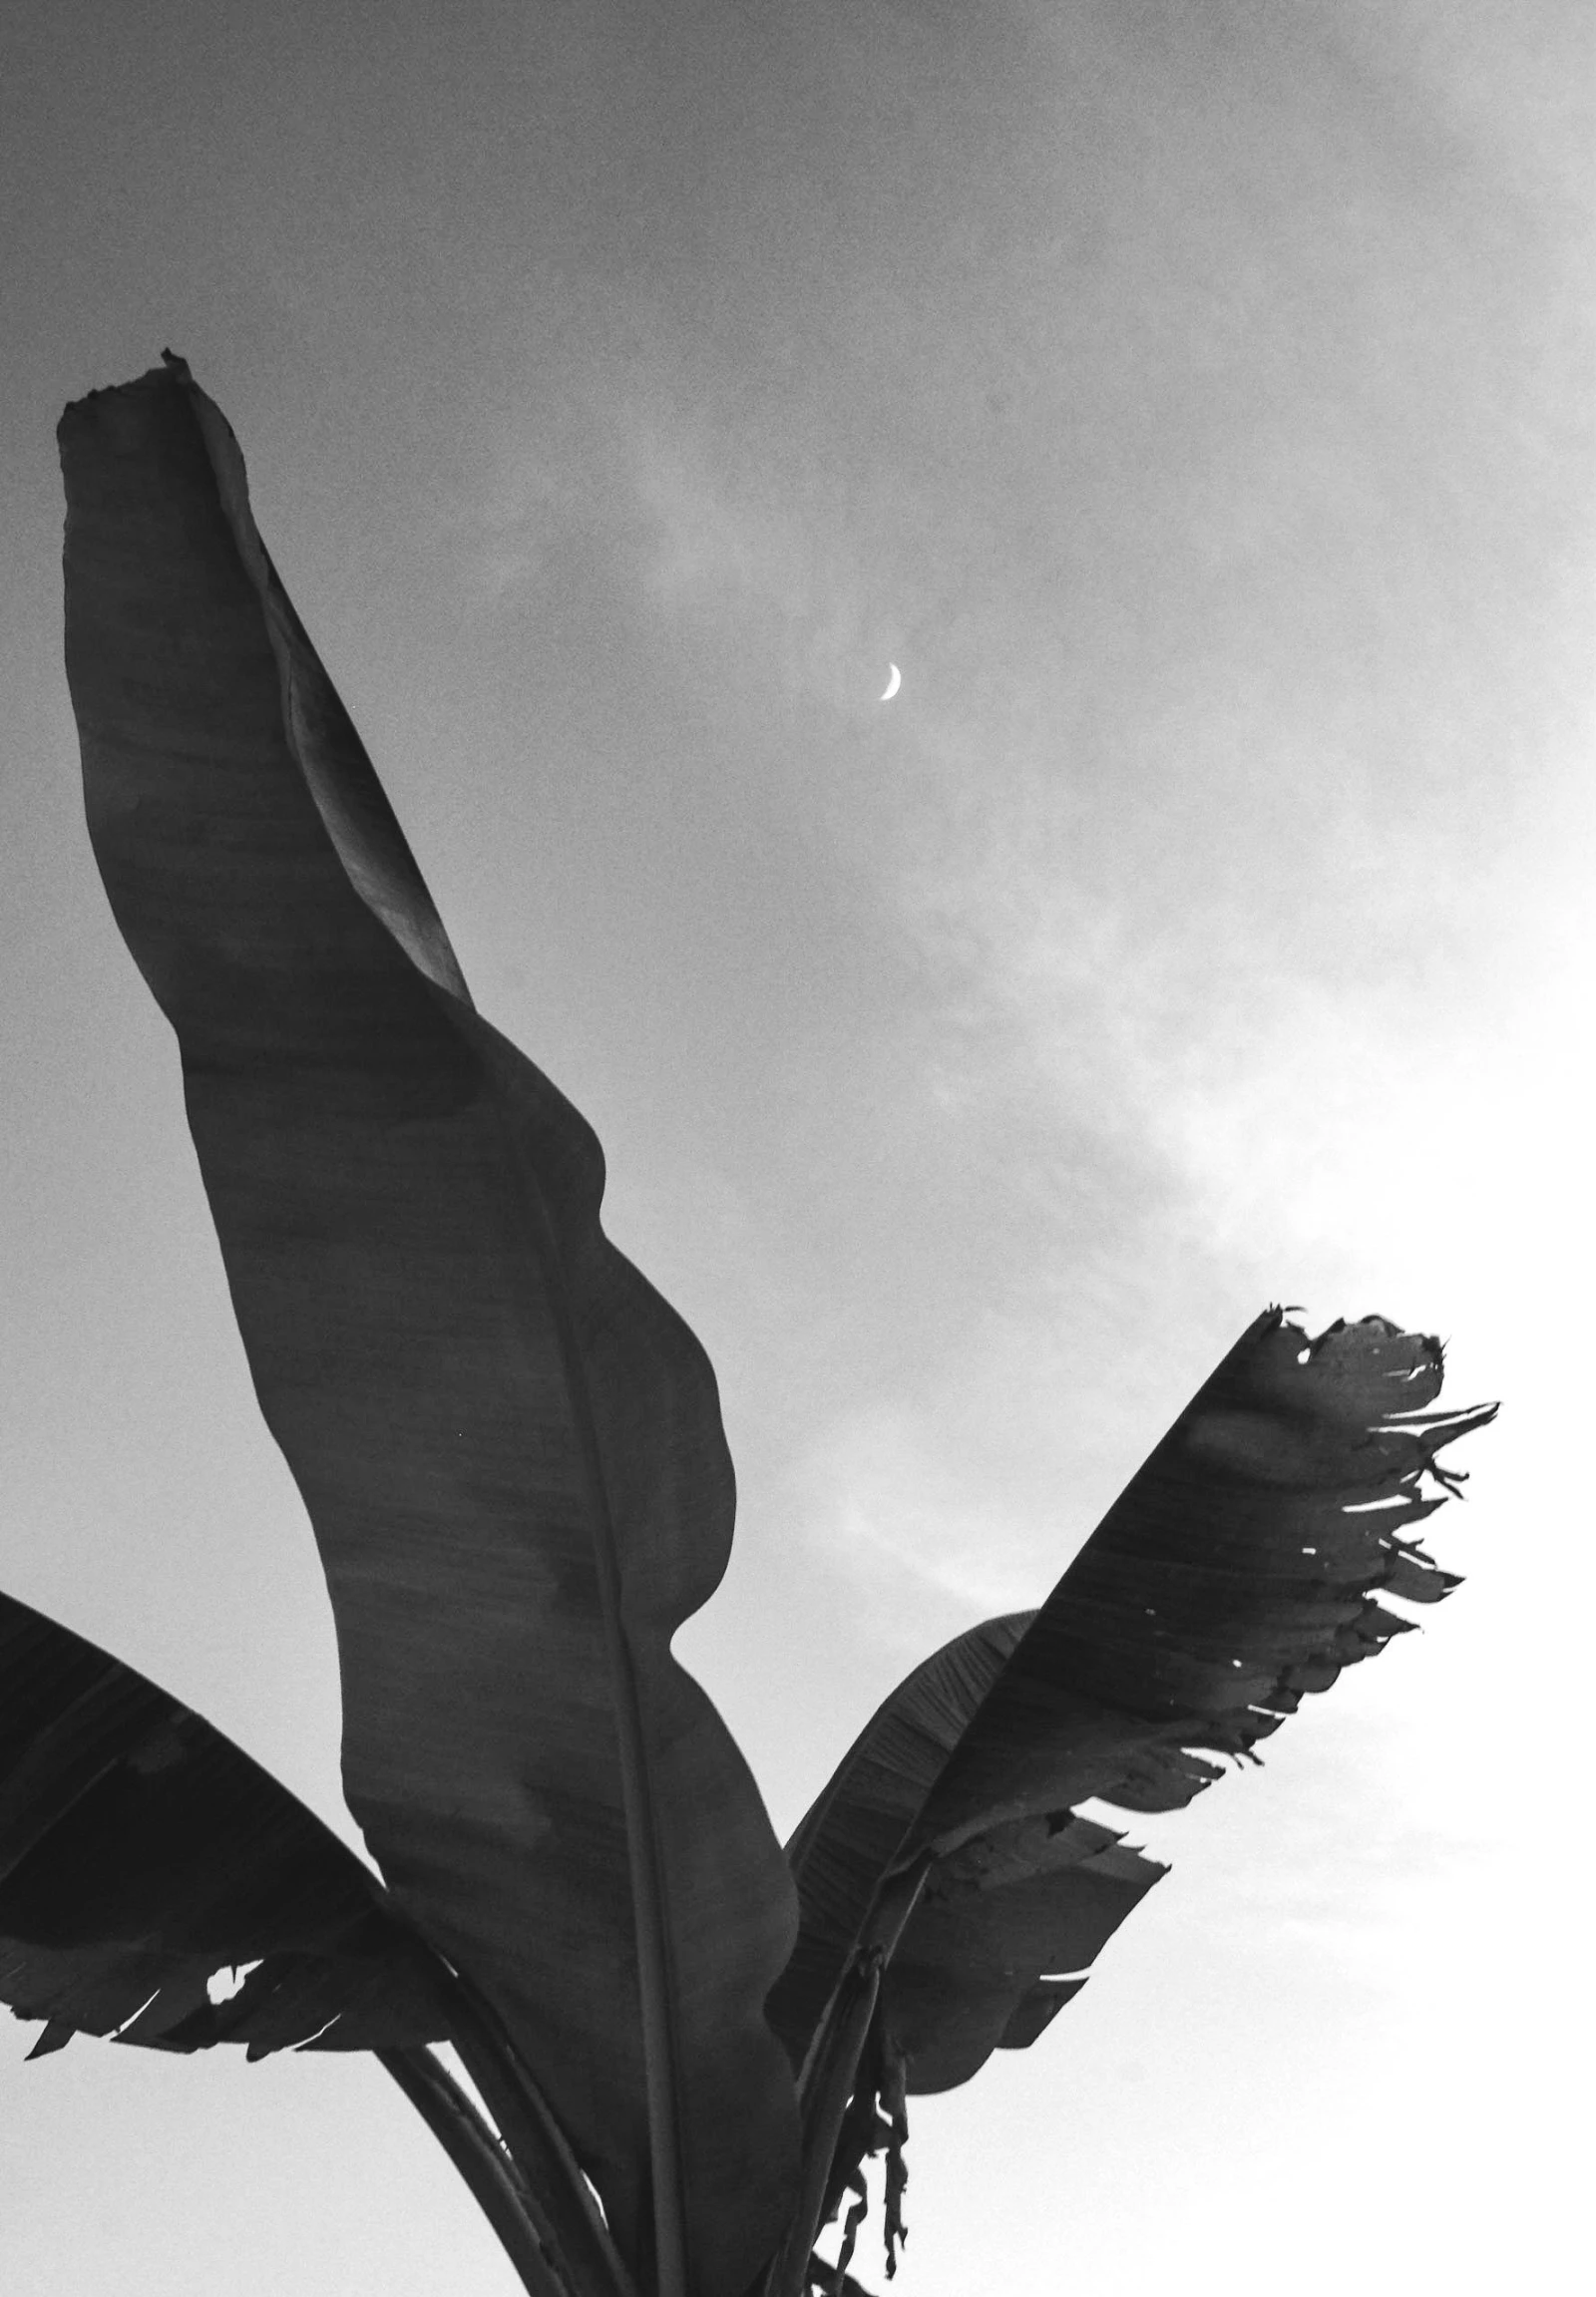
[882,1809,1163,2095]
[0,1587,448,2057]
[771,1310,1493,2101]
[57,355,799,2297]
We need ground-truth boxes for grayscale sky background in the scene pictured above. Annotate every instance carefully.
[1,3,1589,2292]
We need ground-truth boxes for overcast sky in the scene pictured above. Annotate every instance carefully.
[1,3,1590,2293]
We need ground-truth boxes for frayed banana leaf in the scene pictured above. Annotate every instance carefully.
[0,1589,448,2058]
[771,1310,1494,2101]
[58,356,798,2297]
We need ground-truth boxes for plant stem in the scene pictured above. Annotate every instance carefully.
[764,1953,883,2297]
[438,1969,640,2297]
[379,2047,573,2297]
[764,1857,934,2297]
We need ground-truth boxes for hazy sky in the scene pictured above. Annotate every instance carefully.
[1,3,1590,2292]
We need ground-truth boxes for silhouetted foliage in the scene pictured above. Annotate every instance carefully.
[1,358,1494,2297]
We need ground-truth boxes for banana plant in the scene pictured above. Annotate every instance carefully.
[2,354,1495,2297]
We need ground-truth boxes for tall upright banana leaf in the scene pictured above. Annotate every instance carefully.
[1,356,1495,2297]
[54,353,799,2297]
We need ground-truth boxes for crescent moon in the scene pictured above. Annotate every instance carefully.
[880,662,902,701]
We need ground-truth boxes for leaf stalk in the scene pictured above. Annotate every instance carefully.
[436,1964,640,2297]
[764,1856,933,2297]
[379,2047,573,2297]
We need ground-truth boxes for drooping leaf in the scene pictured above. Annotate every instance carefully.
[771,1309,1493,2100]
[879,1810,1162,2095]
[58,355,798,2297]
[0,1588,448,2056]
